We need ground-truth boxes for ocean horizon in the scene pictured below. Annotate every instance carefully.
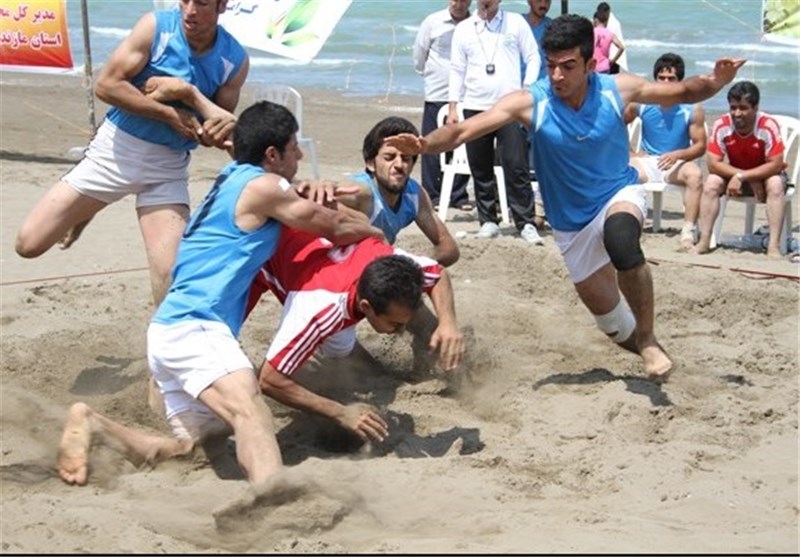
[4,0,799,117]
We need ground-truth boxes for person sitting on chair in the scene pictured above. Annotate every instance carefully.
[692,81,787,258]
[624,52,707,251]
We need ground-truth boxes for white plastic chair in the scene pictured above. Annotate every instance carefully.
[254,84,320,179]
[436,103,510,225]
[712,114,798,254]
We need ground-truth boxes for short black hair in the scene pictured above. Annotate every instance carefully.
[357,255,424,315]
[233,101,299,165]
[727,81,760,107]
[362,116,420,166]
[653,52,685,81]
[542,14,594,62]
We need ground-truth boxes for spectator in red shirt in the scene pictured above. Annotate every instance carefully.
[693,81,787,257]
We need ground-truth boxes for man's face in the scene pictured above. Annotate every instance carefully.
[546,47,593,100]
[361,300,414,335]
[728,98,758,134]
[449,0,471,20]
[655,67,680,83]
[179,0,223,39]
[528,0,551,18]
[271,136,303,181]
[366,144,414,195]
[477,0,501,21]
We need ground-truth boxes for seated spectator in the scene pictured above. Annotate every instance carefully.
[254,228,464,444]
[624,53,707,251]
[693,81,787,257]
[592,5,624,74]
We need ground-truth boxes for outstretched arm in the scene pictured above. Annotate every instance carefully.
[616,57,746,108]
[385,90,534,156]
[426,269,464,370]
[258,364,388,443]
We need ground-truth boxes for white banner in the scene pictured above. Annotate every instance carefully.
[219,0,351,63]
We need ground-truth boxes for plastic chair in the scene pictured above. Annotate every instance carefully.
[436,103,510,224]
[711,114,798,254]
[254,84,320,179]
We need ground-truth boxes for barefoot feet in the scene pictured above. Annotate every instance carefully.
[58,402,93,485]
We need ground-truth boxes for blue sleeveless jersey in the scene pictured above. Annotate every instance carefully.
[638,103,693,155]
[106,9,247,152]
[529,73,639,231]
[153,162,282,336]
[351,171,419,245]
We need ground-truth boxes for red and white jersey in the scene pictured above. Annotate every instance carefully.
[707,112,784,170]
[260,228,442,377]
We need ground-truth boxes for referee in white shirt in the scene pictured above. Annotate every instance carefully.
[413,0,473,210]
[449,0,543,243]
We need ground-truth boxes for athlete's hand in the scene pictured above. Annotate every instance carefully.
[429,324,464,371]
[726,173,743,197]
[295,180,359,208]
[336,403,388,443]
[657,152,679,171]
[383,134,426,156]
[711,58,746,86]
[170,108,202,141]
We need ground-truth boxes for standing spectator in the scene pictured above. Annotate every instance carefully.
[598,1,627,73]
[523,0,553,229]
[624,53,707,251]
[413,0,473,212]
[592,5,625,75]
[15,0,248,305]
[449,0,543,243]
[693,81,787,257]
[523,0,552,82]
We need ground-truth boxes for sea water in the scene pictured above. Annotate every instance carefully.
[47,0,800,117]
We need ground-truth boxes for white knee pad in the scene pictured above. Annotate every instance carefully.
[594,300,636,343]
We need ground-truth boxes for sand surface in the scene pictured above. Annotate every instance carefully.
[1,76,798,553]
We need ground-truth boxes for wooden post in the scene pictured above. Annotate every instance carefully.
[80,0,96,133]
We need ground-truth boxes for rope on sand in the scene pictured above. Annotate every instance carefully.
[0,266,149,287]
[648,257,800,282]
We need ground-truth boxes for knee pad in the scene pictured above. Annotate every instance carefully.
[594,300,636,343]
[603,212,645,271]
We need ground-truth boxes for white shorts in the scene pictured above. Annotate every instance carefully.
[147,320,253,424]
[635,155,685,184]
[553,185,648,284]
[64,120,191,207]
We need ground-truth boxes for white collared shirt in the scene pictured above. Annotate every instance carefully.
[413,8,469,101]
[448,9,540,111]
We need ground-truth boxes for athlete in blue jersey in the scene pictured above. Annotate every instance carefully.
[56,101,383,488]
[302,116,459,267]
[386,14,745,381]
[624,53,707,251]
[17,0,248,305]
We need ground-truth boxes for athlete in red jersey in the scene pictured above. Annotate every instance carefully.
[694,81,787,257]
[254,228,463,443]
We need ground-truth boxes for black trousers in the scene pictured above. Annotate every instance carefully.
[463,109,535,230]
[421,101,469,207]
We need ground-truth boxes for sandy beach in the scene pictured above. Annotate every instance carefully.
[1,76,798,553]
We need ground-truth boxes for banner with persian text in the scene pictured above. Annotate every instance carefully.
[0,0,73,73]
[219,0,352,63]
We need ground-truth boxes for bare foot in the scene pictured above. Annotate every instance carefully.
[640,344,673,382]
[58,219,91,250]
[690,242,711,255]
[766,246,782,259]
[58,402,93,485]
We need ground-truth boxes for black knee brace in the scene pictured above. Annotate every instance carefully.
[603,212,645,271]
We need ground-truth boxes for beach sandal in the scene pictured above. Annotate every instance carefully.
[457,202,474,212]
